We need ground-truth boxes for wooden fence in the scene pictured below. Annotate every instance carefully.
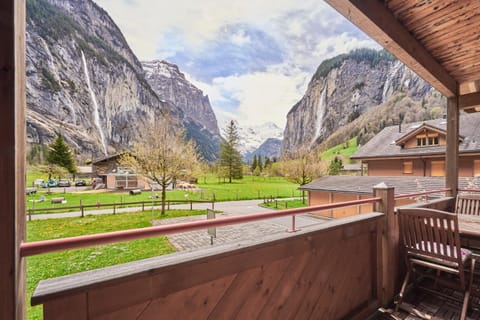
[27,199,215,220]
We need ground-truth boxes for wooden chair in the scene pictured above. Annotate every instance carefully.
[396,208,476,320]
[456,193,480,215]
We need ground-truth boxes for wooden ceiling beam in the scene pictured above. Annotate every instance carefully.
[325,0,458,97]
[459,92,480,111]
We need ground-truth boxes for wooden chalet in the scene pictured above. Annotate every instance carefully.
[352,113,480,177]
[4,1,480,319]
[92,153,148,190]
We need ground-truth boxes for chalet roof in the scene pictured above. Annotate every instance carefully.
[351,113,480,160]
[300,176,480,196]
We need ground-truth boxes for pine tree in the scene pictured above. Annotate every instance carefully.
[328,157,343,175]
[257,154,263,172]
[218,120,243,183]
[46,133,76,174]
[264,156,271,168]
[251,155,258,173]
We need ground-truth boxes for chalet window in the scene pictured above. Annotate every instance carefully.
[431,160,445,177]
[474,160,480,177]
[415,134,439,147]
[403,161,413,174]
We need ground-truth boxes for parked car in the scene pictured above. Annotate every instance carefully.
[74,180,86,186]
[41,179,58,188]
[58,180,71,187]
[33,179,44,187]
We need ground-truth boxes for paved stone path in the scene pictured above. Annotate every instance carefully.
[151,200,329,251]
[153,214,287,251]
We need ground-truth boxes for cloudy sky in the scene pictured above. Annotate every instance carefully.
[96,0,379,129]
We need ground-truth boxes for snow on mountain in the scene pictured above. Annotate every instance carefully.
[234,122,283,156]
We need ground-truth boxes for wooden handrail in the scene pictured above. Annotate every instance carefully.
[458,189,480,193]
[20,197,381,257]
[394,188,451,199]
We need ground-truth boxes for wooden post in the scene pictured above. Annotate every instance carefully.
[446,95,459,197]
[80,199,84,218]
[190,201,192,211]
[373,183,397,306]
[0,0,26,319]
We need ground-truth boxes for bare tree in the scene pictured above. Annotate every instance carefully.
[120,118,199,215]
[280,148,327,202]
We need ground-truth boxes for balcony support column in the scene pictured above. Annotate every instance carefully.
[0,0,26,319]
[374,183,397,306]
[446,95,459,197]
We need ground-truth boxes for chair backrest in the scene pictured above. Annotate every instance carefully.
[456,193,480,215]
[397,208,463,268]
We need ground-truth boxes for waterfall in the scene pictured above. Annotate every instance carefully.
[81,51,108,156]
[382,61,403,102]
[312,85,328,145]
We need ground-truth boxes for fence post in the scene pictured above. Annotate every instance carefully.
[142,202,145,211]
[113,203,116,215]
[373,183,398,306]
[190,201,193,211]
[80,198,84,218]
[211,200,215,210]
[275,200,278,208]
[168,201,170,210]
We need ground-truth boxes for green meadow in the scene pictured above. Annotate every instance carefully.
[26,209,204,320]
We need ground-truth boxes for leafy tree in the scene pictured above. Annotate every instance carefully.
[280,148,327,202]
[328,157,343,175]
[218,120,243,183]
[46,133,76,174]
[120,117,199,215]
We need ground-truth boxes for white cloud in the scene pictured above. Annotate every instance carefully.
[230,29,251,46]
[187,65,309,129]
[95,0,380,130]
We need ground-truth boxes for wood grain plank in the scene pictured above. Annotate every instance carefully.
[92,302,150,320]
[138,274,236,320]
[232,257,292,319]
[298,232,373,319]
[88,276,152,317]
[257,252,313,318]
[207,266,265,318]
[44,293,87,320]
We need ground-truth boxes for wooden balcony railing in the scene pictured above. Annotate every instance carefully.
[28,185,453,319]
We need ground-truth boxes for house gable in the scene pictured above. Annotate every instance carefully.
[395,124,449,149]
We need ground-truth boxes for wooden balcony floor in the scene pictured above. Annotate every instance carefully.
[373,274,480,319]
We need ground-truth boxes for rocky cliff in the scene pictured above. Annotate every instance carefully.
[282,48,438,154]
[142,60,222,160]
[26,0,220,162]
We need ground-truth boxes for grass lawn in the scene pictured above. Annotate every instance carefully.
[260,198,308,210]
[26,175,302,214]
[321,137,359,164]
[26,209,204,320]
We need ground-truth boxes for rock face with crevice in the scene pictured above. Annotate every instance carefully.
[282,49,435,155]
[26,0,221,161]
